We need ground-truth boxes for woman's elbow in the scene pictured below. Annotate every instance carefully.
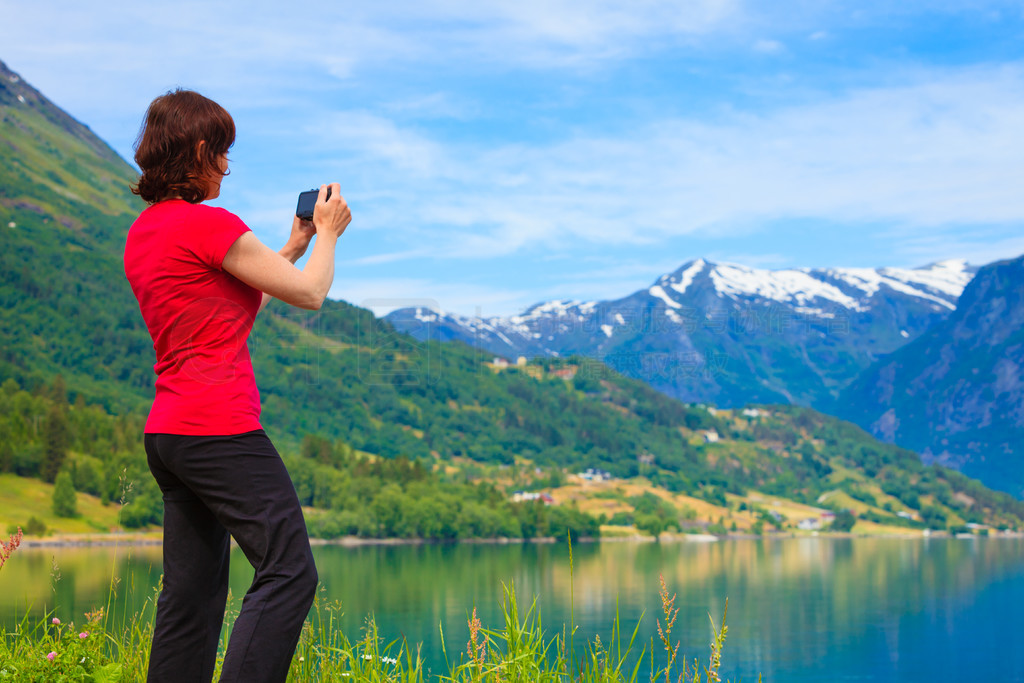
[298,289,327,311]
[276,280,328,310]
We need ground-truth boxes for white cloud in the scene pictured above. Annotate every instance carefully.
[753,39,786,53]
[304,64,1024,266]
[0,0,745,106]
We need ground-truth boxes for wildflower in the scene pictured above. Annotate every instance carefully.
[52,617,60,625]
[0,527,22,571]
[47,652,56,661]
[363,654,373,660]
[467,607,485,669]
[79,631,89,639]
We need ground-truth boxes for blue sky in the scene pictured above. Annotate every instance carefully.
[3,0,1024,316]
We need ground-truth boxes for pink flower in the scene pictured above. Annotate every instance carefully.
[79,632,88,639]
[47,652,56,661]
[51,617,60,625]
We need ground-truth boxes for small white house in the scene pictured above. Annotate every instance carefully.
[578,468,612,482]
[703,430,720,443]
[512,491,555,505]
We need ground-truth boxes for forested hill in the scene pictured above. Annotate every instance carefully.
[0,59,153,408]
[2,58,1023,539]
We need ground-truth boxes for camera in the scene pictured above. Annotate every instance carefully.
[295,187,332,221]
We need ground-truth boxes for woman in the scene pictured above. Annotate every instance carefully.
[124,89,351,683]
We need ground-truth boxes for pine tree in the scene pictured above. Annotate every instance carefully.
[41,403,70,483]
[52,469,78,518]
[50,375,67,403]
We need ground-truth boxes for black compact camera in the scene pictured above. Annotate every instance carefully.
[295,187,332,221]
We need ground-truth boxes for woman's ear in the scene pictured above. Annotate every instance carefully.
[195,139,207,162]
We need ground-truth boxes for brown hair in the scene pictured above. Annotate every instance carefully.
[131,89,235,204]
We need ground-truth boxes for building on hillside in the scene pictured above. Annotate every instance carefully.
[703,430,720,443]
[798,518,822,530]
[578,468,612,482]
[511,491,555,505]
[550,367,577,380]
[492,357,509,368]
[523,365,543,379]
[741,408,763,418]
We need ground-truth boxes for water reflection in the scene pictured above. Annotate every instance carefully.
[2,538,1022,682]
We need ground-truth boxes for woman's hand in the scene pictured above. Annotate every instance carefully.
[281,215,316,263]
[313,183,351,240]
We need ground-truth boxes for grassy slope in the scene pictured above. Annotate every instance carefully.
[0,473,125,536]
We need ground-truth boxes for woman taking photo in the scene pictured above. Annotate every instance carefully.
[124,89,351,682]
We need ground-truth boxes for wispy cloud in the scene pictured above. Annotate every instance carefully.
[753,39,786,54]
[309,63,1024,263]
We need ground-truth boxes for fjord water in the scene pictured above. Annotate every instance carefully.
[4,538,1023,681]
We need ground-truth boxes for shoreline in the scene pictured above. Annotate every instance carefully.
[16,529,1024,549]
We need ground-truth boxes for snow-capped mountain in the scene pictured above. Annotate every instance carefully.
[386,258,977,408]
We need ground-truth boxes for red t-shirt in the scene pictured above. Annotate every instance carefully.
[124,200,263,435]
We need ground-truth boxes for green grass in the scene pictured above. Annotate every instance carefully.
[0,585,740,683]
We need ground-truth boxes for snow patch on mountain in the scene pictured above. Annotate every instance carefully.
[649,284,682,309]
[886,259,971,296]
[708,263,864,310]
[667,258,707,296]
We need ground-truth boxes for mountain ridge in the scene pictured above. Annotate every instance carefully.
[387,257,976,409]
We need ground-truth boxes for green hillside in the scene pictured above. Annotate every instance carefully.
[0,59,153,409]
[1,57,1022,540]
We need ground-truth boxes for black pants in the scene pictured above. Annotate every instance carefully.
[144,430,318,683]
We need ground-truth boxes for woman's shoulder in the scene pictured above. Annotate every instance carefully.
[152,201,247,233]
[193,202,247,227]
[179,201,241,219]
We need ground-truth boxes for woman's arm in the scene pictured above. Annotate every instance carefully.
[222,184,351,311]
[257,215,317,312]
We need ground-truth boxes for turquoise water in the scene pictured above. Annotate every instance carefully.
[3,537,1023,681]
